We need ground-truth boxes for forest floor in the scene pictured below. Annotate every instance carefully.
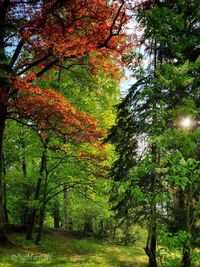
[0,229,148,267]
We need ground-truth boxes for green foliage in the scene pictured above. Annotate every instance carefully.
[108,1,200,267]
[157,228,200,267]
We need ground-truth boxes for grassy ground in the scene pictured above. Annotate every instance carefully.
[0,230,148,267]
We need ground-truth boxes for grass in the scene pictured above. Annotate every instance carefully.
[0,230,148,267]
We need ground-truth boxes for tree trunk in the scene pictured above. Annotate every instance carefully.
[21,206,29,228]
[181,183,192,267]
[26,145,47,240]
[0,108,8,242]
[145,203,158,267]
[3,177,8,224]
[21,155,29,228]
[83,216,93,237]
[144,144,158,267]
[181,249,191,267]
[170,188,185,233]
[54,215,60,229]
[35,182,47,243]
[144,41,158,267]
[0,0,10,244]
[26,177,42,240]
[53,203,60,228]
[22,155,27,177]
[98,220,106,239]
[63,185,72,231]
[35,142,48,243]
[2,153,8,224]
[35,204,45,244]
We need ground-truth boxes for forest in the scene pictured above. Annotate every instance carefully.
[0,0,199,267]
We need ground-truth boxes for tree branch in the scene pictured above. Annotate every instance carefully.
[17,53,52,76]
[45,184,76,204]
[10,40,24,69]
[36,58,60,77]
[97,1,126,48]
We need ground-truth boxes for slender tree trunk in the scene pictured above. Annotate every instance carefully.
[26,177,42,240]
[21,155,29,227]
[21,206,29,228]
[53,203,60,228]
[181,249,191,267]
[144,144,158,267]
[83,216,93,237]
[144,41,159,267]
[22,155,27,177]
[145,203,158,267]
[171,188,185,233]
[0,0,10,243]
[0,109,8,242]
[181,183,192,267]
[3,180,8,224]
[35,152,48,243]
[54,214,60,229]
[26,140,47,241]
[63,185,72,231]
[35,140,48,243]
[98,220,104,239]
[63,184,68,230]
[35,204,46,244]
[2,153,8,224]
[26,151,45,240]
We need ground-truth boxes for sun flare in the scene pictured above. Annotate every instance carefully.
[180,117,193,128]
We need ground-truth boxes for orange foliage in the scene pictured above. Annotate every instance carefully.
[9,0,133,78]
[2,0,136,146]
[12,75,104,144]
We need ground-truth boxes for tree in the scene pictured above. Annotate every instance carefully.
[0,0,133,242]
[136,2,200,265]
[109,1,200,266]
[2,54,122,242]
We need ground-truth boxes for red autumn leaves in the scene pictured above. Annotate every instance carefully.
[4,0,132,147]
